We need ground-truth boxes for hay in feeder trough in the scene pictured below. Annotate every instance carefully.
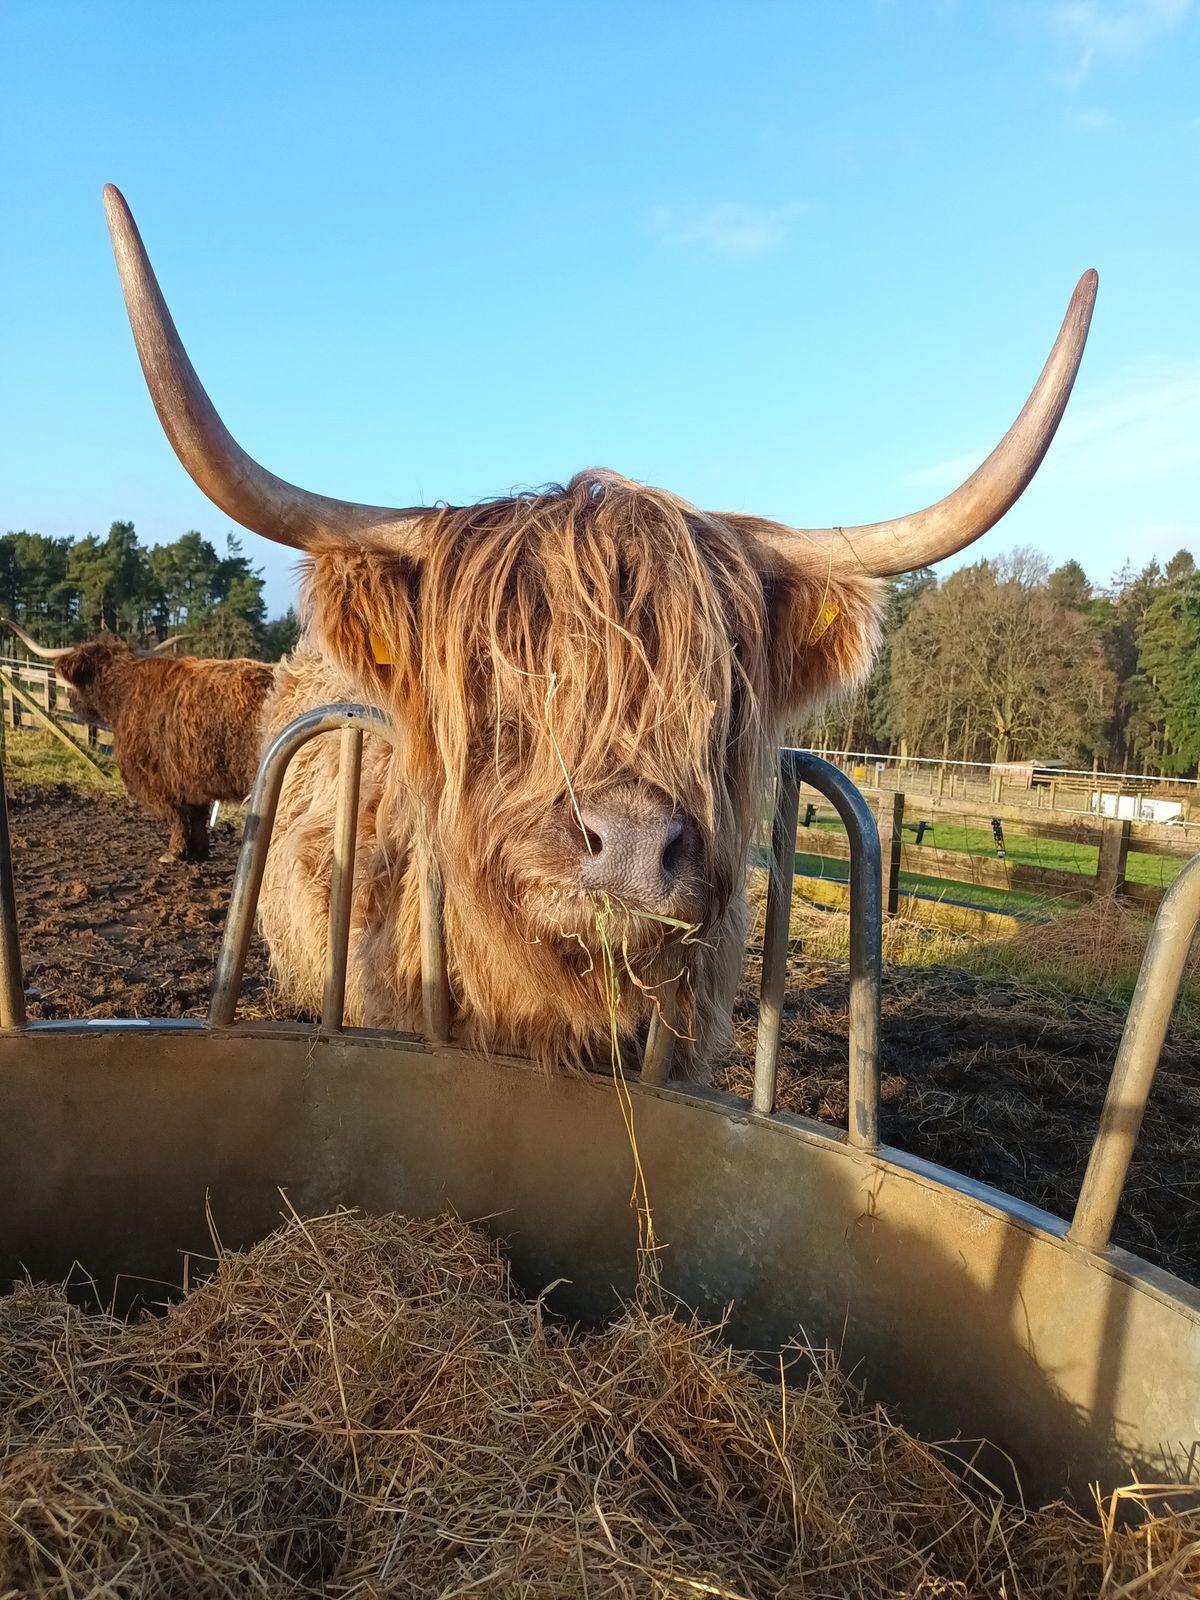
[0,1209,1196,1598]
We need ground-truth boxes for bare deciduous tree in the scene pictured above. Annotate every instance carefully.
[889,558,1114,764]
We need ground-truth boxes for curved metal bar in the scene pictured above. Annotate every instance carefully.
[752,751,883,1148]
[752,761,800,1114]
[0,759,26,1029]
[208,704,399,1028]
[417,843,450,1045]
[321,725,364,1032]
[641,973,680,1085]
[1069,852,1200,1252]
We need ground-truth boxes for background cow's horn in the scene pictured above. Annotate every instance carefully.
[740,270,1097,578]
[146,633,192,655]
[102,185,431,557]
[2,618,71,661]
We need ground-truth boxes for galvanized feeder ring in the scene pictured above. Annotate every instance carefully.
[0,707,1196,1510]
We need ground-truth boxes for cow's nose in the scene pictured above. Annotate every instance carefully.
[576,794,701,909]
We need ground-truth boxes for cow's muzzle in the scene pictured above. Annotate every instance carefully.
[573,786,704,922]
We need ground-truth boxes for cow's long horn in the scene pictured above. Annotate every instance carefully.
[147,634,192,655]
[102,185,431,557]
[738,270,1097,577]
[2,618,71,661]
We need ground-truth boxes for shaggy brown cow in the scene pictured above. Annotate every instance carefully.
[5,619,274,864]
[103,183,1096,1074]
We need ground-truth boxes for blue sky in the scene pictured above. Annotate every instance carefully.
[2,0,1197,616]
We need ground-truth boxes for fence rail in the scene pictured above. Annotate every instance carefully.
[0,655,111,754]
[815,751,1200,823]
[797,784,1194,916]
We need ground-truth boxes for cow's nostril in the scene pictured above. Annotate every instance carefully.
[576,805,608,857]
[661,818,689,879]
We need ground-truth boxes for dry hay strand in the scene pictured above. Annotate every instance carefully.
[0,1209,1197,1599]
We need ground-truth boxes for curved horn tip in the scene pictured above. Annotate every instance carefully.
[99,180,431,557]
[2,617,69,660]
[102,185,130,239]
[103,185,142,254]
[752,266,1102,580]
[1071,267,1099,317]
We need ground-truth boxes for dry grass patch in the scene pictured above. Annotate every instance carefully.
[745,875,1200,1031]
[0,727,116,789]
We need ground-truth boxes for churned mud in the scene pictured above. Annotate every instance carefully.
[6,783,1198,1286]
[7,783,271,1022]
[718,959,1200,1285]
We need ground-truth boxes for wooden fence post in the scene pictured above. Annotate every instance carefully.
[877,791,904,917]
[1096,818,1131,897]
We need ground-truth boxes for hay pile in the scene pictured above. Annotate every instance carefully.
[0,1211,1196,1598]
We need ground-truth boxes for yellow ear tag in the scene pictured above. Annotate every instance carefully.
[369,631,394,666]
[807,601,840,645]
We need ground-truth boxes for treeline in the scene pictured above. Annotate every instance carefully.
[6,521,1197,777]
[0,522,299,661]
[800,547,1200,778]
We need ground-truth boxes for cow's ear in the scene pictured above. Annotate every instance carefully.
[301,550,421,693]
[763,569,886,724]
[57,646,94,690]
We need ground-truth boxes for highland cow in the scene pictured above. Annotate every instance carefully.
[103,182,1096,1075]
[5,619,274,864]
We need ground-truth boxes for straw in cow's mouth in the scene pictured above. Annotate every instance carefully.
[592,889,666,1296]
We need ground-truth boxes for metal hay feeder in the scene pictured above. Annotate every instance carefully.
[0,704,1197,1509]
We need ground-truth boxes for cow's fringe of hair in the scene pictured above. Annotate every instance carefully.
[260,470,885,1074]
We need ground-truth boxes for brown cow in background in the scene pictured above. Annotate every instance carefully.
[104,181,1096,1074]
[4,620,273,863]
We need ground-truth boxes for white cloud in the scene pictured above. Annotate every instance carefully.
[905,366,1200,492]
[1064,106,1119,131]
[647,201,804,259]
[1048,0,1192,84]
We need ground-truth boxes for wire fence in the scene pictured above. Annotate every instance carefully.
[806,750,1199,825]
[790,780,1198,923]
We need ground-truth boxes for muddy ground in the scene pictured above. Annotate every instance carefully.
[8,784,272,1023]
[7,783,1199,1286]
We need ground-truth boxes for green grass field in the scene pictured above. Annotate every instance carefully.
[792,847,1055,915]
[795,812,1184,919]
[895,818,1183,890]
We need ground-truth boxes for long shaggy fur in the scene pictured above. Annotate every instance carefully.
[260,470,883,1076]
[57,642,275,861]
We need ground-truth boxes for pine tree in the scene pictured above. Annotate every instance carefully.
[1134,572,1200,776]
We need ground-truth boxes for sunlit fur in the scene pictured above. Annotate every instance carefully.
[259,471,883,1075]
[57,641,275,861]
